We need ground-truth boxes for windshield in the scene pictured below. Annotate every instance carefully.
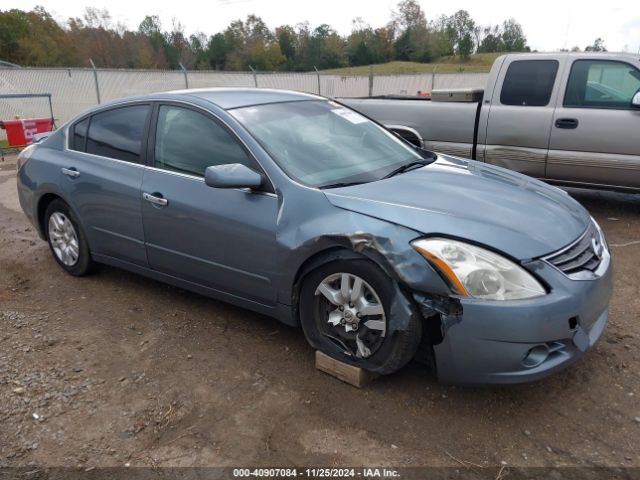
[230,100,425,188]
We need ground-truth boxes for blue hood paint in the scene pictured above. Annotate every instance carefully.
[324,156,590,260]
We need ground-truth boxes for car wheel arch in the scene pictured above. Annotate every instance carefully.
[36,192,84,243]
[289,244,408,327]
[37,193,64,239]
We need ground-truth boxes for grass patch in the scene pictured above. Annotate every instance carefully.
[323,52,506,75]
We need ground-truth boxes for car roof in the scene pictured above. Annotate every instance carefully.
[171,88,322,110]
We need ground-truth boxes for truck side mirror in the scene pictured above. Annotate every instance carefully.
[632,91,640,109]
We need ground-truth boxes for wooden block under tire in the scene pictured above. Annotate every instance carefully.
[315,351,379,388]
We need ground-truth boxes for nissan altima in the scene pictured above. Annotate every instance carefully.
[16,88,613,384]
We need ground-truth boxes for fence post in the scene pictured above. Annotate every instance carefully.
[431,65,437,91]
[368,66,374,97]
[313,66,321,95]
[89,58,101,104]
[179,62,189,89]
[249,65,258,88]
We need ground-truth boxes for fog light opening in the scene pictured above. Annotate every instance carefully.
[568,317,578,331]
[522,344,550,368]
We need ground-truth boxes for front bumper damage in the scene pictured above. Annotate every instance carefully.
[413,255,613,385]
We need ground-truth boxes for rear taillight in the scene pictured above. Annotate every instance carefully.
[17,144,36,171]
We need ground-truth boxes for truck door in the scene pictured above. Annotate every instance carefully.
[481,57,562,178]
[547,58,640,190]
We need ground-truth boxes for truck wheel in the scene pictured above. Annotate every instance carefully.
[299,259,422,375]
[44,199,94,276]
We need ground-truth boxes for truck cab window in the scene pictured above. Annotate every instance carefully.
[564,60,640,109]
[500,60,559,107]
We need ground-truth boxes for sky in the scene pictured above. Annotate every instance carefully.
[12,0,640,53]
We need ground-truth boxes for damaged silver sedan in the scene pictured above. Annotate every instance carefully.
[16,88,613,384]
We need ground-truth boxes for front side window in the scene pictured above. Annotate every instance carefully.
[70,117,89,152]
[86,105,149,163]
[154,105,251,177]
[564,60,640,109]
[230,100,424,187]
[500,60,559,106]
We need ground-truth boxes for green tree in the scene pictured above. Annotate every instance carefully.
[307,24,346,69]
[190,33,208,68]
[392,0,432,62]
[0,9,29,64]
[501,18,527,52]
[458,33,473,59]
[20,7,74,66]
[207,33,228,70]
[346,18,384,66]
[585,37,606,52]
[276,25,297,70]
[477,25,503,53]
[449,10,476,56]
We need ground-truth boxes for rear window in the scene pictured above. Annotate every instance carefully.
[500,60,559,106]
[85,105,149,163]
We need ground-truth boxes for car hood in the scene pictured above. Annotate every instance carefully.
[323,155,590,260]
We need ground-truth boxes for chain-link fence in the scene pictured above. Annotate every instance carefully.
[0,67,488,139]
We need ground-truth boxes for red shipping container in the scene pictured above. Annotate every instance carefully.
[0,118,53,146]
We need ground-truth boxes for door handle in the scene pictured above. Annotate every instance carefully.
[142,192,168,207]
[61,167,80,178]
[554,118,579,129]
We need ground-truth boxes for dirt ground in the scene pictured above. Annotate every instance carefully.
[1,154,639,472]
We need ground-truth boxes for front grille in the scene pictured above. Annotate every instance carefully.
[545,223,603,276]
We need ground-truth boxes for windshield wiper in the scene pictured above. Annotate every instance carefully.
[319,181,369,189]
[382,160,431,179]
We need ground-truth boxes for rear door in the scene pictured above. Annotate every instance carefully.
[547,58,640,189]
[481,57,562,178]
[65,103,151,266]
[140,103,279,306]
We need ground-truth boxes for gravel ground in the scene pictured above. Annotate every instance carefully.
[1,155,639,471]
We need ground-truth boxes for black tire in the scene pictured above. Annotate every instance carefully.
[44,199,94,276]
[299,259,422,375]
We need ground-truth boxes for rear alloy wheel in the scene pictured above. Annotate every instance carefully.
[48,212,80,267]
[44,199,94,276]
[300,259,422,374]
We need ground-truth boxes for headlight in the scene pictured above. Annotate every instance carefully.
[591,217,608,253]
[412,238,546,300]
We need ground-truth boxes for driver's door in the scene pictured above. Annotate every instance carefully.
[141,103,279,305]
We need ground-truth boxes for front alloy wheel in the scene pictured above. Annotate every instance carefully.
[314,272,386,358]
[299,259,422,374]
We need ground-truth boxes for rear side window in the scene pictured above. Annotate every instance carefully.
[71,117,89,151]
[500,60,559,106]
[564,60,640,109]
[86,105,150,163]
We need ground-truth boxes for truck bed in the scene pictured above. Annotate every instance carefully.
[341,97,479,158]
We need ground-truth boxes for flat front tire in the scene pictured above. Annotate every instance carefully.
[299,259,422,375]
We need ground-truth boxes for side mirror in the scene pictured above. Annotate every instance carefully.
[632,91,640,109]
[204,164,263,189]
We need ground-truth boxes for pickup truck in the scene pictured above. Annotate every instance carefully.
[342,52,640,193]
